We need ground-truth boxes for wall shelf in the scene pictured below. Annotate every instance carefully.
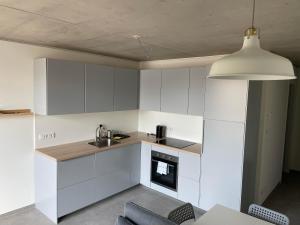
[0,109,33,117]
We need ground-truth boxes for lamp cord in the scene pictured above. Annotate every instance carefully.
[251,0,256,28]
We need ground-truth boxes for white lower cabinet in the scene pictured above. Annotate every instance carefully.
[177,151,200,207]
[140,142,151,187]
[178,176,200,207]
[58,179,97,217]
[35,144,141,224]
[95,171,131,200]
[178,151,200,181]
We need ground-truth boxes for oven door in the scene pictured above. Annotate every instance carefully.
[151,154,178,191]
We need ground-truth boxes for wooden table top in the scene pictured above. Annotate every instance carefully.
[195,205,274,225]
[36,132,202,161]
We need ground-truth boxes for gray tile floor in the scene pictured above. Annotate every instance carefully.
[263,171,300,225]
[0,185,205,225]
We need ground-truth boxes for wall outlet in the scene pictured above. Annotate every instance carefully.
[38,132,56,140]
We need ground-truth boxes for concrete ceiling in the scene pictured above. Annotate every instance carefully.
[0,0,299,64]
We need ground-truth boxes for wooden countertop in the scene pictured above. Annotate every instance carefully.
[36,132,202,161]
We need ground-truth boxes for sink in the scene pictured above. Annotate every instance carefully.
[88,139,120,148]
[112,133,130,140]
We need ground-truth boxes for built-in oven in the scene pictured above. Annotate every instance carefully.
[151,151,178,191]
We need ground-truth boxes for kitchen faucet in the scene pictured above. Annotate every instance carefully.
[95,124,103,142]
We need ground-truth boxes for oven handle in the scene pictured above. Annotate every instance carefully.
[152,159,176,168]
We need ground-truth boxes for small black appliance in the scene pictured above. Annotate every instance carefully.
[156,125,166,139]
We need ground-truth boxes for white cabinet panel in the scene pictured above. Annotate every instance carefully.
[188,67,207,116]
[140,143,151,187]
[128,144,141,186]
[57,179,96,217]
[140,69,162,111]
[95,144,141,199]
[114,68,139,111]
[35,154,58,224]
[178,151,200,181]
[178,176,199,206]
[200,120,245,211]
[47,59,85,115]
[151,144,179,157]
[95,148,129,176]
[85,64,114,113]
[204,79,248,122]
[95,171,131,200]
[150,182,178,199]
[161,68,189,114]
[57,154,95,189]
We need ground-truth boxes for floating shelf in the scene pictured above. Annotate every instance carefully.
[0,109,33,117]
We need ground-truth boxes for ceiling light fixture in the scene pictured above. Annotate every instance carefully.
[208,0,296,80]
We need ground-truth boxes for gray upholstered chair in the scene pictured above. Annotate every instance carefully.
[248,204,290,225]
[122,202,176,225]
[115,202,197,225]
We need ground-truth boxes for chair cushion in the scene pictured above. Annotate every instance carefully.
[124,202,177,225]
[116,216,137,225]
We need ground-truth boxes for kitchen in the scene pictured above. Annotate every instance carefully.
[31,56,286,224]
[0,1,299,225]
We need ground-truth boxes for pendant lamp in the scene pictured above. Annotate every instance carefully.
[208,0,296,80]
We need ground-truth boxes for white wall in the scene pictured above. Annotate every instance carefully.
[255,81,290,204]
[0,116,33,215]
[138,111,203,143]
[35,111,138,148]
[0,40,138,215]
[285,68,300,171]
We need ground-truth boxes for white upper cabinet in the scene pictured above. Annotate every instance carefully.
[85,64,114,113]
[140,69,162,111]
[188,67,207,116]
[204,79,248,122]
[34,58,85,115]
[34,58,140,115]
[161,68,190,114]
[114,68,139,111]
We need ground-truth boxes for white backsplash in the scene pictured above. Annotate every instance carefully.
[35,110,139,148]
[138,110,203,143]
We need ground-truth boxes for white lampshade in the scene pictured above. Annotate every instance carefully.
[208,32,296,80]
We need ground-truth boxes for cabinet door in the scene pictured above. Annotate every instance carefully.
[95,144,141,200]
[114,68,139,111]
[140,69,161,111]
[85,64,114,113]
[140,143,151,187]
[178,177,199,207]
[188,67,206,116]
[58,179,96,217]
[178,151,200,181]
[199,120,245,211]
[47,59,85,115]
[204,79,248,122]
[57,154,95,189]
[128,144,141,186]
[161,68,189,114]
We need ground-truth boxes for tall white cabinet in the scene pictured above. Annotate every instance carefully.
[200,120,245,210]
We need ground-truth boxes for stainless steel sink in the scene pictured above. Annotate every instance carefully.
[112,133,130,140]
[88,139,120,148]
